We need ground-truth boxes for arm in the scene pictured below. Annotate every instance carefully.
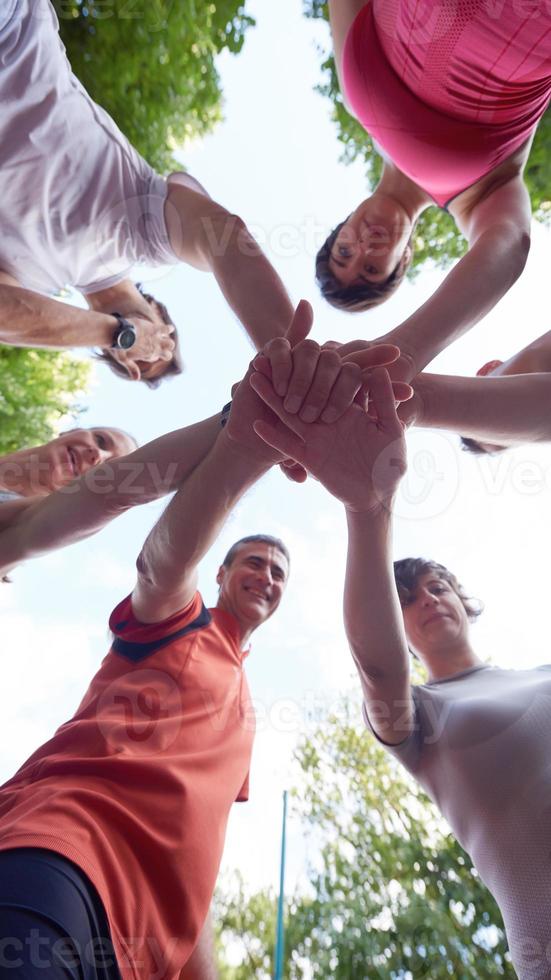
[164,182,295,349]
[131,404,275,623]
[403,372,551,445]
[179,911,218,980]
[384,177,532,379]
[250,367,414,743]
[0,414,220,577]
[0,282,118,350]
[344,506,414,744]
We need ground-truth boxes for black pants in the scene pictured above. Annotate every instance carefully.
[0,848,121,979]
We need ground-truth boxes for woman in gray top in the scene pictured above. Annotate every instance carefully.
[250,364,551,980]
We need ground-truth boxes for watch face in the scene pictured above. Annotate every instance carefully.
[119,326,136,350]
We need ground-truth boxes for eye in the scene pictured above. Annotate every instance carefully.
[94,432,107,450]
[365,265,378,275]
[338,246,352,258]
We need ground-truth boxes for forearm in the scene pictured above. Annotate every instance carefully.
[0,285,116,349]
[207,215,294,349]
[413,373,551,444]
[344,506,409,685]
[138,432,270,594]
[387,228,529,374]
[0,415,220,573]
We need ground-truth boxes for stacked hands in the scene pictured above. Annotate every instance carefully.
[225,300,412,511]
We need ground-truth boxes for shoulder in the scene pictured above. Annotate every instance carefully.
[109,591,212,662]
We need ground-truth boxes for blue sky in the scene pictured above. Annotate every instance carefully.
[2,0,551,901]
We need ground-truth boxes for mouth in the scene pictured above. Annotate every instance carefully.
[423,612,450,626]
[245,587,269,602]
[67,446,80,477]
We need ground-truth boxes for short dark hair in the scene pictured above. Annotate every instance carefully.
[460,436,505,456]
[222,535,290,570]
[315,219,414,312]
[95,285,183,389]
[394,557,483,622]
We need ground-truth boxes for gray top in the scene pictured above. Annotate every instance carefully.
[0,0,178,295]
[365,665,551,979]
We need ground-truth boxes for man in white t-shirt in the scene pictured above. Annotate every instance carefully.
[0,0,294,386]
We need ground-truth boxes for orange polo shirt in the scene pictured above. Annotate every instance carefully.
[0,592,255,979]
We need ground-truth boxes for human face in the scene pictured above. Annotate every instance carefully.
[401,574,470,661]
[42,427,136,490]
[216,542,289,634]
[329,196,412,287]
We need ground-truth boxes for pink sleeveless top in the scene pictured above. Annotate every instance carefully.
[342,0,551,207]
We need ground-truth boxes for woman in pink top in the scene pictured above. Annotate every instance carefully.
[316,0,551,380]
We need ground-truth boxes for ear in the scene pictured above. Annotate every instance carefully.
[216,565,226,588]
[402,244,413,268]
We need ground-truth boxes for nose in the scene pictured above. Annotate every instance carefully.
[420,589,438,607]
[255,567,272,589]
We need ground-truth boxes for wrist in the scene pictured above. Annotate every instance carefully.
[345,497,396,520]
[216,427,274,474]
[97,313,121,350]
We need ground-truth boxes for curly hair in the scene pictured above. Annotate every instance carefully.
[315,219,414,312]
[394,557,483,622]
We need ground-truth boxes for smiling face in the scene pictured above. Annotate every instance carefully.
[41,427,136,491]
[401,573,471,662]
[216,541,289,635]
[328,196,412,287]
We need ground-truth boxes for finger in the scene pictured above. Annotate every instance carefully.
[250,372,309,439]
[252,353,272,379]
[336,339,371,358]
[343,344,400,369]
[285,299,314,349]
[280,460,308,484]
[298,349,342,422]
[319,362,362,422]
[253,419,307,464]
[284,339,321,414]
[123,358,141,382]
[261,337,293,397]
[366,368,401,427]
[391,381,414,403]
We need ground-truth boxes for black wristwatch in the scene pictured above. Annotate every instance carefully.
[111,313,137,351]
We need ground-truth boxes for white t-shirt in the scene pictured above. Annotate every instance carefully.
[366,665,551,980]
[0,0,178,295]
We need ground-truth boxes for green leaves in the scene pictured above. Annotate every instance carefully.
[54,0,255,173]
[302,0,550,275]
[0,348,90,455]
[216,705,515,977]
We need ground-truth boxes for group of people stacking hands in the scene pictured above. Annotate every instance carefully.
[0,0,550,977]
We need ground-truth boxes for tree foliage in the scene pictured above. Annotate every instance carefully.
[216,704,514,978]
[0,348,90,456]
[302,0,551,275]
[54,0,255,172]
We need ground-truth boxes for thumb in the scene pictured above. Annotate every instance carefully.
[285,299,314,349]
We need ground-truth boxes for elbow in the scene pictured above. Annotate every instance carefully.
[496,224,531,284]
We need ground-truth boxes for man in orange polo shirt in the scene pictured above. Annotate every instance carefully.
[0,305,404,979]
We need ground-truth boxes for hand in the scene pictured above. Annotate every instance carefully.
[257,308,406,422]
[109,313,175,380]
[250,367,408,512]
